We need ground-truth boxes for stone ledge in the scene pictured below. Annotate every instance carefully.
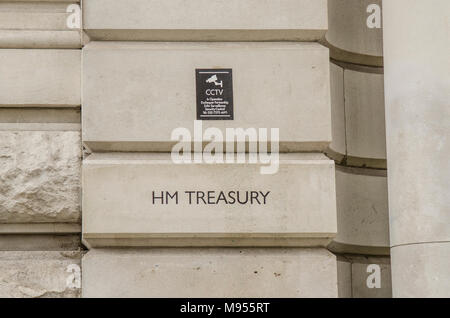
[5,1,79,2]
[322,39,383,67]
[0,223,81,234]
[325,148,387,170]
[0,30,81,49]
[0,2,81,48]
[0,123,80,131]
[329,241,389,256]
[330,58,383,74]
[0,108,80,124]
[0,234,81,251]
[83,235,334,249]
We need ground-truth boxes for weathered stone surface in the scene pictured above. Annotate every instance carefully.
[328,62,386,164]
[0,251,81,298]
[384,0,450,297]
[329,62,346,157]
[0,108,80,124]
[83,42,331,152]
[384,0,450,248]
[0,49,80,106]
[0,131,81,223]
[0,234,81,251]
[82,153,337,247]
[326,0,383,66]
[82,248,337,297]
[337,255,392,298]
[0,1,81,48]
[0,224,81,251]
[344,68,386,160]
[0,30,81,49]
[83,0,327,41]
[391,243,450,298]
[329,166,389,255]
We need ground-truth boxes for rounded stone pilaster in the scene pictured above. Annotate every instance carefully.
[383,0,450,297]
[326,0,390,297]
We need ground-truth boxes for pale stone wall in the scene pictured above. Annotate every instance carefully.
[0,0,447,298]
[79,0,338,298]
[82,42,331,152]
[83,248,337,298]
[0,0,82,298]
[383,0,450,297]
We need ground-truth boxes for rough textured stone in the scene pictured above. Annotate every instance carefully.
[82,248,337,298]
[0,131,81,223]
[0,251,81,298]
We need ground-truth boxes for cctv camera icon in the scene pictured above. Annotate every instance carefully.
[206,74,223,88]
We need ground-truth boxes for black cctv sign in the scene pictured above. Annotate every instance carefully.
[196,69,234,120]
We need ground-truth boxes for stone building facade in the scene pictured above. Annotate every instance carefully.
[0,0,448,298]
